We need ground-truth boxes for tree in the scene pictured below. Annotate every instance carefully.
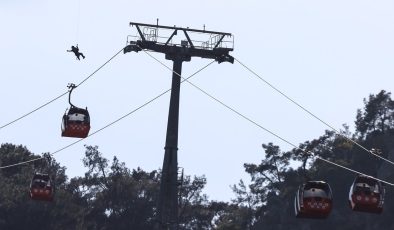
[0,143,85,230]
[229,179,260,229]
[355,90,394,137]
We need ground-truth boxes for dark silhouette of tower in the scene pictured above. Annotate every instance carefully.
[124,21,234,230]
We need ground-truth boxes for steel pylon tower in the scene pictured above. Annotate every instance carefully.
[124,21,234,230]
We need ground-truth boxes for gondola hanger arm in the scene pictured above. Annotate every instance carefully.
[67,83,77,108]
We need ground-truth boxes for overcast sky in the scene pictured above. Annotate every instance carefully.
[1,0,394,201]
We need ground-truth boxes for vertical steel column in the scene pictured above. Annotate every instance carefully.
[125,21,233,230]
[157,58,183,230]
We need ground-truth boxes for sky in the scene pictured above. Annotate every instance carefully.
[1,0,394,202]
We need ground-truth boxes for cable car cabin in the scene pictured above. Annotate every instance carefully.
[295,181,333,219]
[29,173,54,202]
[349,175,384,214]
[61,107,90,138]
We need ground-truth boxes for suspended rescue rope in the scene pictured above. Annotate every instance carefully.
[67,0,86,60]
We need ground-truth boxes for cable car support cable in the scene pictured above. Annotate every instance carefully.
[0,46,125,131]
[1,46,392,188]
[234,57,394,167]
[0,60,215,169]
[0,91,68,131]
[316,156,394,186]
[140,46,394,188]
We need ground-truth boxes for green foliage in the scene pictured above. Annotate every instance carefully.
[355,90,394,137]
[0,144,217,229]
[0,144,77,230]
[245,90,394,229]
[1,90,394,229]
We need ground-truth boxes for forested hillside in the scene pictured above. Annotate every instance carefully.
[1,90,394,229]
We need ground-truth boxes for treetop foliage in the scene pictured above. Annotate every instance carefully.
[1,90,394,229]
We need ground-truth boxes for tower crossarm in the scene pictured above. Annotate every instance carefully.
[129,22,231,36]
[125,21,234,63]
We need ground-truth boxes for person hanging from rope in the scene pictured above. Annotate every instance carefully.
[67,44,85,60]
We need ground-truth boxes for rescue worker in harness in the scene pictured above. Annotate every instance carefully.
[67,45,85,60]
